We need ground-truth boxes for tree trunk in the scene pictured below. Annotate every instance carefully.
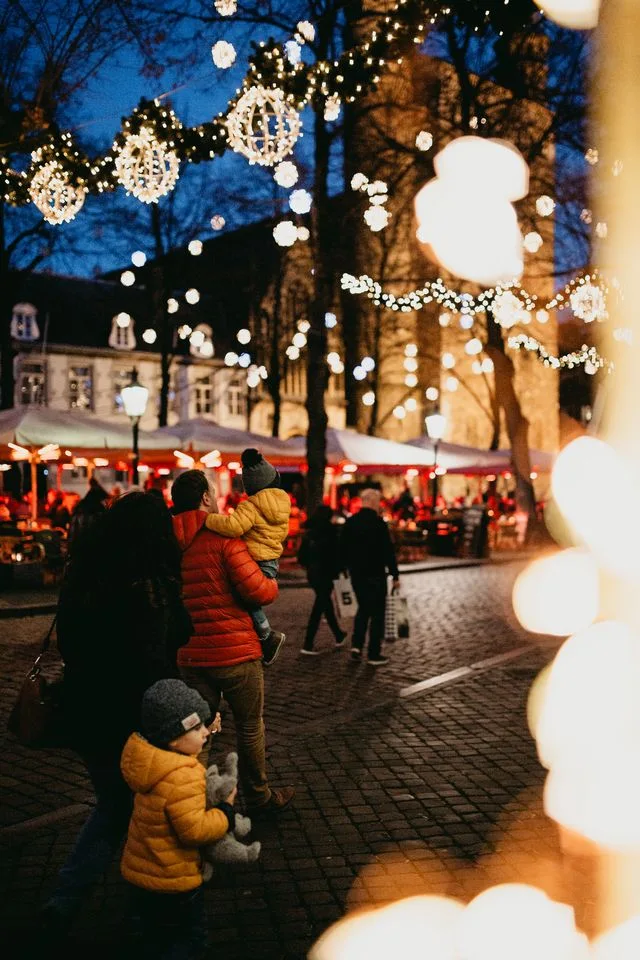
[0,202,16,410]
[150,204,171,427]
[268,264,284,438]
[306,105,331,513]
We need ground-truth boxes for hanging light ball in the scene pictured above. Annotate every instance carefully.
[324,312,337,328]
[273,220,298,247]
[364,206,390,232]
[415,130,434,152]
[237,328,251,345]
[115,126,180,204]
[225,351,238,366]
[210,214,226,230]
[120,270,135,287]
[226,86,301,167]
[142,328,157,344]
[350,172,369,191]
[393,405,407,420]
[570,282,608,323]
[425,386,439,401]
[215,0,237,13]
[185,288,200,305]
[28,158,87,225]
[131,250,147,267]
[362,391,375,407]
[289,189,312,214]
[465,338,483,355]
[524,231,543,253]
[296,226,310,241]
[211,40,236,69]
[167,298,179,314]
[274,160,298,187]
[188,239,203,256]
[536,195,555,217]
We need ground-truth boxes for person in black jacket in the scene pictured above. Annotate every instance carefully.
[39,492,193,941]
[341,488,400,666]
[298,505,347,655]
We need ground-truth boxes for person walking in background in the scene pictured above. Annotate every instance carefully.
[38,492,193,943]
[298,505,347,655]
[341,488,400,667]
[67,477,109,550]
[171,468,295,816]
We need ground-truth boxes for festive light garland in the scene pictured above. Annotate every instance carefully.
[508,335,613,374]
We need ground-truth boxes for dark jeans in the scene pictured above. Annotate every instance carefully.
[251,558,279,640]
[180,660,270,807]
[303,576,343,649]
[351,575,386,660]
[131,885,206,960]
[46,746,133,918]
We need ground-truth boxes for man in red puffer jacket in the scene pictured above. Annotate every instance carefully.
[171,469,295,815]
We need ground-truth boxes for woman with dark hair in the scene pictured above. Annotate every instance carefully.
[298,505,347,655]
[40,492,193,938]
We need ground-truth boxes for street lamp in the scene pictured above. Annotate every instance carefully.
[425,410,447,513]
[121,368,149,486]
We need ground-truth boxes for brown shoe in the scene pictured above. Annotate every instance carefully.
[262,631,286,667]
[250,786,296,816]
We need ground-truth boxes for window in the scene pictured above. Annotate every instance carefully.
[11,303,39,342]
[68,365,93,410]
[19,361,46,406]
[228,379,247,418]
[109,314,136,350]
[113,367,131,413]
[194,375,213,415]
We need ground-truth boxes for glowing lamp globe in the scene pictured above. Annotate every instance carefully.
[512,549,599,637]
[121,372,149,419]
[533,0,599,29]
[434,137,529,202]
[425,412,446,441]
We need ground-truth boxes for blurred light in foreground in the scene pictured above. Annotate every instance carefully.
[512,549,599,637]
[533,0,600,29]
[309,895,463,960]
[592,914,640,960]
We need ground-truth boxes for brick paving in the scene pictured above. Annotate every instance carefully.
[0,560,573,959]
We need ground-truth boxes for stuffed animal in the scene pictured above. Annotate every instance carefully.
[202,751,260,879]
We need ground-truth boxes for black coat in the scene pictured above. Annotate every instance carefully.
[341,508,399,581]
[298,522,342,585]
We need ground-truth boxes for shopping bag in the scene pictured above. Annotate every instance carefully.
[395,595,410,639]
[332,573,358,619]
[8,616,69,749]
[385,587,398,642]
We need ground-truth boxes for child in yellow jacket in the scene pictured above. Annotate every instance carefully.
[205,447,291,666]
[121,679,236,959]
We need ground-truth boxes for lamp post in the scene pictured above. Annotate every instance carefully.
[121,368,149,487]
[425,410,447,513]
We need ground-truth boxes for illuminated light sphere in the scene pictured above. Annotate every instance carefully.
[28,156,87,225]
[185,287,200,305]
[214,0,237,14]
[481,357,494,373]
[224,351,238,365]
[441,352,456,369]
[536,195,556,217]
[362,391,375,407]
[115,312,131,328]
[405,397,418,412]
[190,329,205,348]
[273,160,298,187]
[445,376,458,392]
[331,360,344,374]
[284,40,301,64]
[115,126,180,204]
[297,226,310,241]
[211,40,236,69]
[426,386,439,401]
[247,371,260,389]
[226,86,301,167]
[178,324,192,339]
[465,337,483,356]
[286,345,300,360]
[167,298,179,314]
[536,309,549,323]
[458,884,588,960]
[361,356,375,372]
[580,207,593,224]
[296,20,315,42]
[367,180,388,196]
[405,343,418,357]
[472,360,483,375]
[237,328,251,344]
[393,405,406,420]
[595,221,608,239]
[533,0,599,29]
[292,331,307,348]
[131,250,147,267]
[592,915,640,960]
[415,130,434,152]
[210,214,225,230]
[435,136,528,202]
[364,206,390,232]
[142,328,157,344]
[353,365,367,381]
[325,312,337,328]
[404,357,418,373]
[188,239,203,256]
[585,147,599,165]
[327,352,340,365]
[570,282,608,323]
[273,220,298,247]
[258,365,268,379]
[513,548,599,638]
[524,231,543,253]
[405,374,418,388]
[492,290,528,329]
[369,194,387,207]
[289,188,312,214]
[439,312,451,327]
[237,352,251,368]
[324,95,341,122]
[350,172,368,191]
[297,320,310,333]
[121,270,135,287]
[460,314,474,330]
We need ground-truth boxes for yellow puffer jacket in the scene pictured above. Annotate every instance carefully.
[120,733,230,892]
[205,488,291,561]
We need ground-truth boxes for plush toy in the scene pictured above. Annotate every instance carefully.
[202,751,260,879]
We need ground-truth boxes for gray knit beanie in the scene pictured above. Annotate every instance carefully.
[241,447,280,496]
[141,679,212,747]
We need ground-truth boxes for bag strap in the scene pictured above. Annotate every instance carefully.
[29,615,57,678]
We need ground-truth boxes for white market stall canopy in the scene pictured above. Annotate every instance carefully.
[0,408,181,456]
[284,428,435,471]
[152,418,299,465]
[408,436,555,475]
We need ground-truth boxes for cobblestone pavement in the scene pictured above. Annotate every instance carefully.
[1,560,575,959]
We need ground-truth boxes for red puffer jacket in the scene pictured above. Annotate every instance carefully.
[172,510,278,667]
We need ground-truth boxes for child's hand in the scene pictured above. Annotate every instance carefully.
[225,786,238,805]
[208,712,222,735]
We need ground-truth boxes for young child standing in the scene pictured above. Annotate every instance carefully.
[120,679,236,960]
[205,447,290,666]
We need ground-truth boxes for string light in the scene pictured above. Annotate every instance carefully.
[131,250,147,266]
[325,312,337,328]
[508,335,612,373]
[415,130,433,151]
[120,271,135,287]
[524,231,543,253]
[142,328,157,344]
[569,281,608,323]
[188,239,203,256]
[185,288,200,304]
[167,298,179,313]
[324,95,341,121]
[296,225,310,241]
[296,21,315,42]
[210,215,225,230]
[364,206,390,231]
[289,188,312,214]
[273,220,298,246]
[237,328,251,344]
[362,391,375,406]
[226,86,301,167]
[273,160,298,187]
[536,195,555,217]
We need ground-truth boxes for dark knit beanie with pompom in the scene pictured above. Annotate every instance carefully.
[241,448,280,496]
